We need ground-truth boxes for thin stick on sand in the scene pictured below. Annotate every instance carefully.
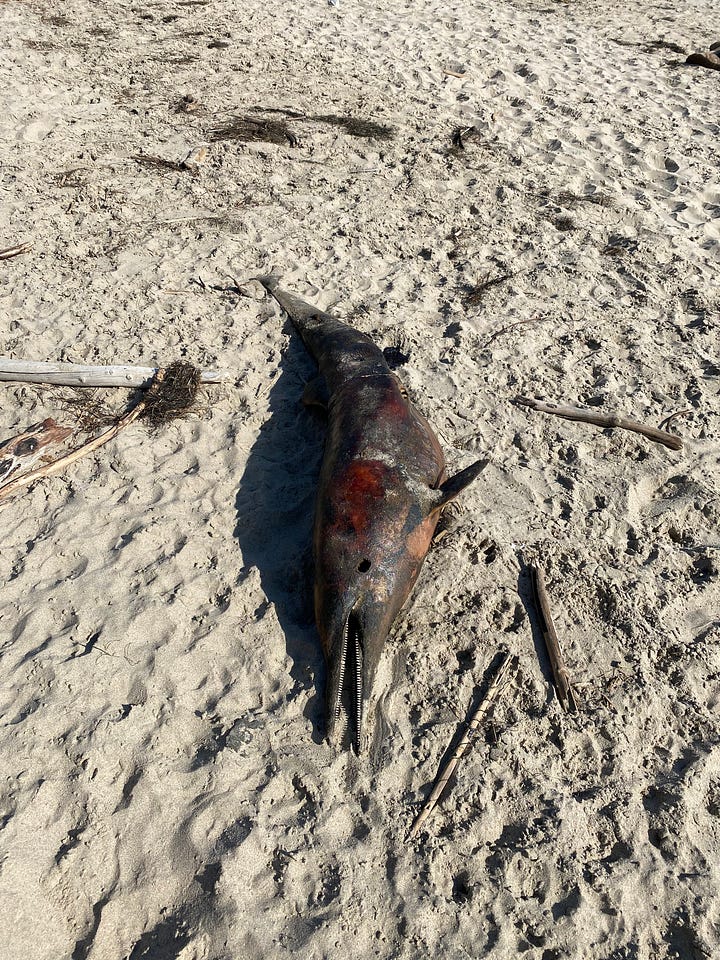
[0,371,164,503]
[0,242,32,260]
[530,564,578,713]
[408,651,517,840]
[515,397,683,450]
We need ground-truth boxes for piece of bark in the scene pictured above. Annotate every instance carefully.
[408,651,517,840]
[515,396,683,450]
[0,419,73,484]
[530,564,578,713]
[0,378,159,503]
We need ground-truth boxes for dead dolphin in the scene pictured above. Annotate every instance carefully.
[258,276,485,752]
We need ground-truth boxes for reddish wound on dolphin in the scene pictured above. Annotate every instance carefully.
[339,460,390,533]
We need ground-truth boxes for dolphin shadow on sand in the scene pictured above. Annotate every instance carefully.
[233,325,327,744]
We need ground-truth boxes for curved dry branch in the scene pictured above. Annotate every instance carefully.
[515,397,683,450]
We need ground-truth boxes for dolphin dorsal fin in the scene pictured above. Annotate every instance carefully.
[426,459,487,514]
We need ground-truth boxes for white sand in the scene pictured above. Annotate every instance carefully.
[1,1,718,957]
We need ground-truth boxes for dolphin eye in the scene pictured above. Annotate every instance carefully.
[357,559,371,573]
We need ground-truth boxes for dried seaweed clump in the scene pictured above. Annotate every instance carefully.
[209,116,298,147]
[58,362,203,431]
[313,114,394,140]
[143,362,202,426]
[556,190,613,208]
[464,272,513,307]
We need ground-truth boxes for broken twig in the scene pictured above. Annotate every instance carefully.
[530,564,578,712]
[658,408,693,433]
[0,242,32,260]
[484,316,547,348]
[515,397,683,450]
[408,651,517,840]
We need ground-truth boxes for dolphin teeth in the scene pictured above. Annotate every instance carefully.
[332,612,364,751]
[353,628,363,753]
[334,618,349,722]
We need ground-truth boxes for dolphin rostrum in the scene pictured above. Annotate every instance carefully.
[258,276,485,752]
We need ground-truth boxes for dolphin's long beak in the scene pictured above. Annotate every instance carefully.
[326,610,365,753]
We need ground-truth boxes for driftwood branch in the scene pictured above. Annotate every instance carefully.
[0,374,162,503]
[530,564,578,712]
[0,359,227,388]
[408,651,517,840]
[515,396,683,450]
[0,242,32,260]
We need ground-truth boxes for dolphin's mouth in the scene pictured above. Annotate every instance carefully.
[332,610,364,753]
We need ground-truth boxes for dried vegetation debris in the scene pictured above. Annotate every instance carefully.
[209,108,394,147]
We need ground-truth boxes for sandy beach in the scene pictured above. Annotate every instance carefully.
[1,0,718,957]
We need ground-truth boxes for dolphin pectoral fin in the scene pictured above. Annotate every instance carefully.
[427,459,488,513]
[302,375,329,411]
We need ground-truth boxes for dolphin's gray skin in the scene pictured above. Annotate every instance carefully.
[259,276,485,752]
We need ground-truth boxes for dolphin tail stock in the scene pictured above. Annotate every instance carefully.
[255,275,337,334]
[254,276,389,382]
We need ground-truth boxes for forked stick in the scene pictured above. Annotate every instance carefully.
[530,564,578,712]
[408,651,517,840]
[515,397,683,450]
[0,372,163,503]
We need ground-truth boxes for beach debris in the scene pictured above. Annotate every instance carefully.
[0,359,226,389]
[555,190,613,209]
[0,419,73,484]
[313,114,394,140]
[442,67,467,79]
[530,564,579,713]
[179,143,209,173]
[0,362,204,503]
[210,116,301,148]
[242,107,395,142]
[132,154,189,173]
[686,42,720,70]
[451,124,481,151]
[174,93,202,113]
[483,315,548,348]
[0,242,32,260]
[514,396,684,451]
[658,408,693,432]
[408,651,517,840]
[464,271,513,307]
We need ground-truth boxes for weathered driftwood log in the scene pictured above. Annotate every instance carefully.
[0,359,227,388]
